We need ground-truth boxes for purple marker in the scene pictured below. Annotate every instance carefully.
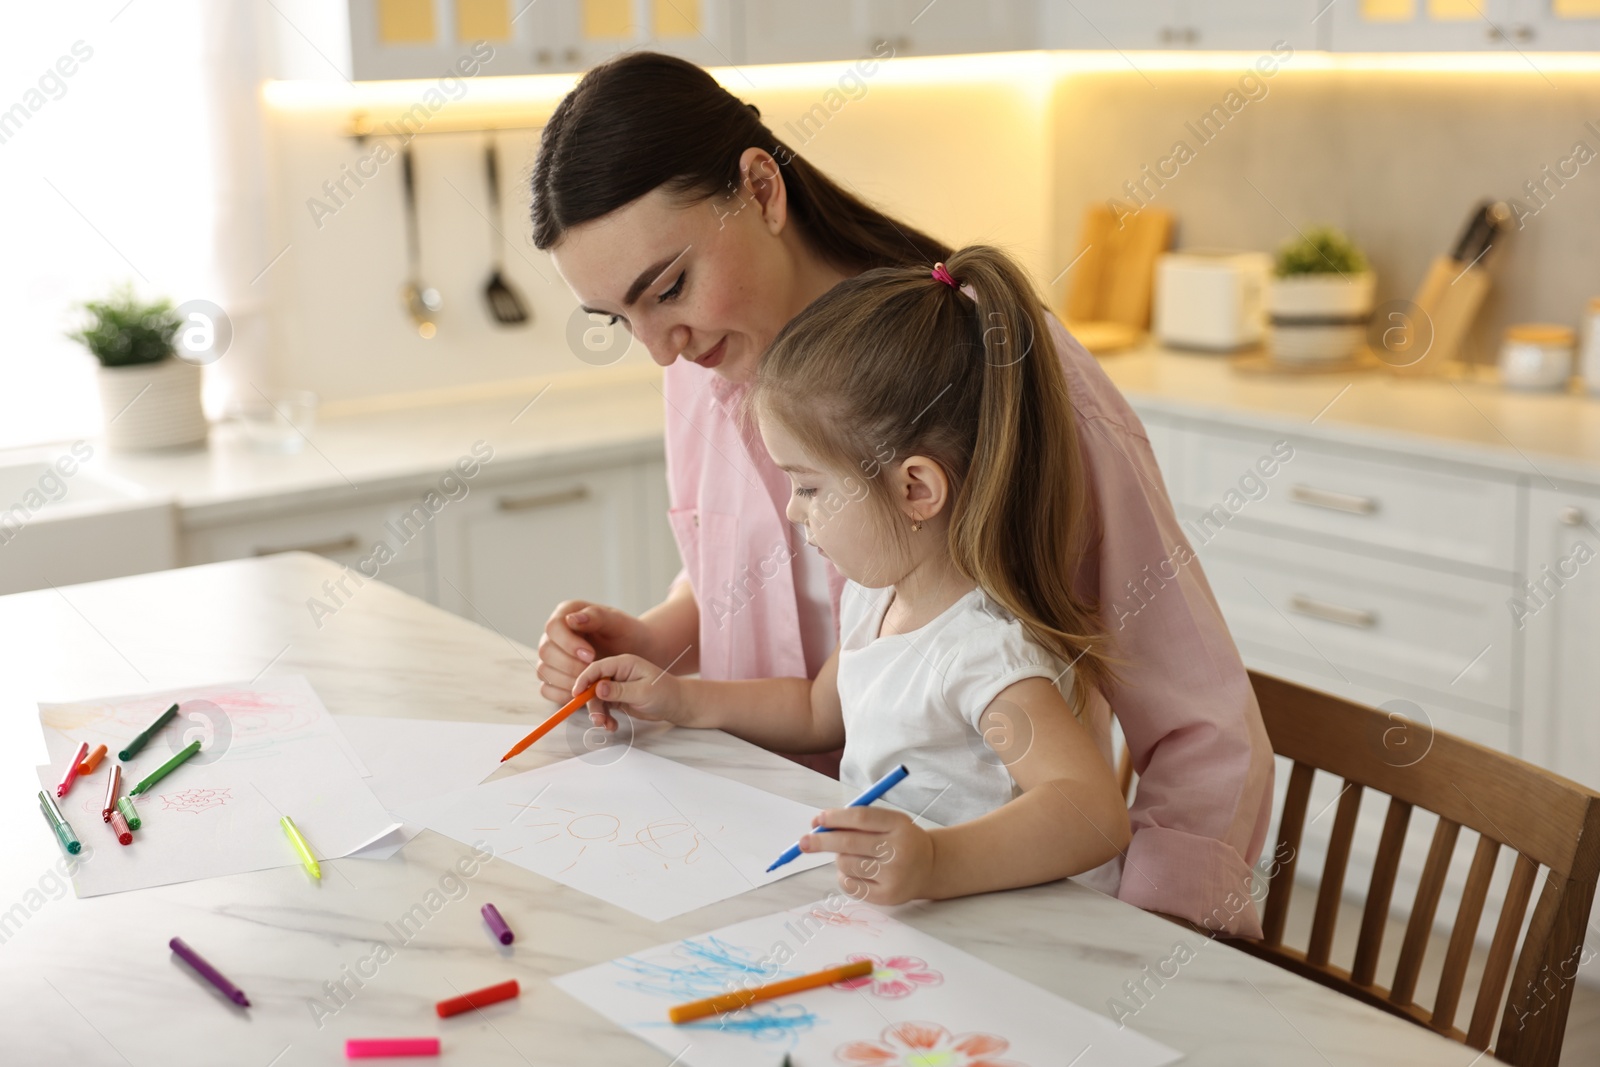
[170,937,250,1007]
[481,903,514,945]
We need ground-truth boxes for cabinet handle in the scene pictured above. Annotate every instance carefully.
[1288,594,1378,630]
[252,534,360,558]
[1288,483,1379,516]
[497,486,590,512]
[1560,506,1586,526]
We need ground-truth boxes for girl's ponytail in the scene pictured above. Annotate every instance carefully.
[941,248,1116,714]
[755,245,1118,719]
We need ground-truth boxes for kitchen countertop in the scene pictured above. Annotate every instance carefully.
[1100,343,1600,487]
[17,344,1600,536]
[0,553,1475,1066]
[68,364,670,527]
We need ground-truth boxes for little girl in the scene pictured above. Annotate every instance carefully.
[572,245,1130,905]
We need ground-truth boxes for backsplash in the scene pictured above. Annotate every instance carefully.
[260,52,1600,405]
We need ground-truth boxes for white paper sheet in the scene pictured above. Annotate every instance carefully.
[397,749,833,921]
[331,715,538,860]
[37,678,399,896]
[554,898,1183,1067]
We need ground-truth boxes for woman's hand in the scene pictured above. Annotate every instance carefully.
[572,654,692,732]
[536,600,654,706]
[802,807,935,906]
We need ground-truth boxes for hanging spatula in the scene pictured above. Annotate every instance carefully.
[482,140,530,326]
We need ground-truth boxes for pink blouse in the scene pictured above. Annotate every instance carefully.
[661,312,1274,938]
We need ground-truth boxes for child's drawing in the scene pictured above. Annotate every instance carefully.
[615,935,778,1000]
[833,954,943,999]
[835,1022,1024,1067]
[506,801,719,874]
[158,787,232,814]
[680,1001,818,1044]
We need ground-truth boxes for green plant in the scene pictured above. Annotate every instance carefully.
[1274,226,1369,277]
[66,287,181,368]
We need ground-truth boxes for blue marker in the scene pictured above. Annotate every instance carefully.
[766,764,910,873]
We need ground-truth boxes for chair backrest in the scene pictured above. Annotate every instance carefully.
[1240,671,1600,1066]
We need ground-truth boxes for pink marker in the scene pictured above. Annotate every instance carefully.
[55,742,89,798]
[345,1038,439,1059]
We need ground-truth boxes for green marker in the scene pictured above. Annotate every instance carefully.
[129,739,201,796]
[119,703,179,761]
[116,795,142,831]
[38,790,81,855]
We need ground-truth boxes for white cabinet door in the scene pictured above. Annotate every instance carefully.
[1521,484,1600,793]
[539,0,742,71]
[1040,1,1183,50]
[435,464,645,647]
[183,498,436,603]
[1325,0,1521,51]
[1509,0,1600,49]
[1181,1,1328,51]
[349,0,534,80]
[741,1,870,63]
[867,0,1038,57]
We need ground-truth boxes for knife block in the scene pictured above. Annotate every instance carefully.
[1388,255,1491,376]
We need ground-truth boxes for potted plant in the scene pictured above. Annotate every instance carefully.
[1266,226,1376,366]
[68,288,208,450]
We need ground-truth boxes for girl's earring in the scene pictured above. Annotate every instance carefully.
[911,518,924,533]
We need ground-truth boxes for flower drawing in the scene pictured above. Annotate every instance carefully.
[835,1022,1024,1067]
[833,954,944,999]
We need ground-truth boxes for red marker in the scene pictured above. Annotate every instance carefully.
[110,809,133,845]
[436,979,519,1018]
[55,742,89,798]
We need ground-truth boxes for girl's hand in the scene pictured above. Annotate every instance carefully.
[572,654,689,733]
[801,807,934,906]
[537,600,653,706]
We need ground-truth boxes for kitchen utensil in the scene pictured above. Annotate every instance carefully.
[1499,323,1575,391]
[481,141,530,326]
[1062,204,1172,354]
[1154,250,1272,351]
[1389,200,1508,376]
[400,145,441,339]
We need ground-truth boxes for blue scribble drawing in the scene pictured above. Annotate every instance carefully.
[616,936,784,999]
[677,1002,818,1044]
[618,937,822,1046]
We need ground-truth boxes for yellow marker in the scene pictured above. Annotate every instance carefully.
[281,815,321,880]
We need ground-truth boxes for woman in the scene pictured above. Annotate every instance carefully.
[529,52,1272,937]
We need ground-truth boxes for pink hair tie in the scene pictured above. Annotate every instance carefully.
[931,262,959,289]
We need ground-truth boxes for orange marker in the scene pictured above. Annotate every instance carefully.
[668,959,874,1024]
[79,744,108,774]
[500,683,600,763]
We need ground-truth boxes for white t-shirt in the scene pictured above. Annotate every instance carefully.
[836,580,1072,827]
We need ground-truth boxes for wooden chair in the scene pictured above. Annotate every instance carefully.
[1233,670,1600,1065]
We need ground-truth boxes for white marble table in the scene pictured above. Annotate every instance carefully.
[0,555,1475,1066]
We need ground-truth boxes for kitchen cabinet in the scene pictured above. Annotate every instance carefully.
[1137,403,1600,957]
[1040,1,1327,52]
[181,451,682,650]
[1521,482,1600,795]
[1326,0,1600,51]
[183,497,436,602]
[434,463,649,647]
[348,0,740,80]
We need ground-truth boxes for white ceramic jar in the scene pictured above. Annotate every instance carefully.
[1499,324,1575,392]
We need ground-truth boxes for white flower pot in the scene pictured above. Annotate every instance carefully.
[1267,272,1376,365]
[97,358,208,450]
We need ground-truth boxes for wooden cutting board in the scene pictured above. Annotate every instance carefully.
[1061,204,1172,354]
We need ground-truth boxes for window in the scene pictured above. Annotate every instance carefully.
[0,2,219,449]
